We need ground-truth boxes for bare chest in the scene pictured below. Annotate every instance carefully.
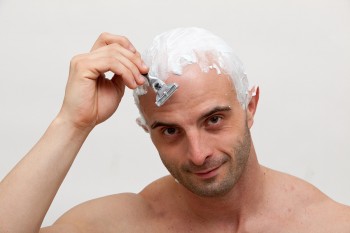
[111,215,340,233]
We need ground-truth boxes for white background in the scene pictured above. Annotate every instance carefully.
[0,0,349,226]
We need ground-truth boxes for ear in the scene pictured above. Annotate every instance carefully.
[140,124,149,133]
[246,86,260,129]
[136,117,149,133]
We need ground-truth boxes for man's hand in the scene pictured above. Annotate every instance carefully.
[0,33,149,233]
[58,33,148,130]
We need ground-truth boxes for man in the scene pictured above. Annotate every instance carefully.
[0,27,349,233]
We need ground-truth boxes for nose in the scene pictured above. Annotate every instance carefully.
[186,129,212,166]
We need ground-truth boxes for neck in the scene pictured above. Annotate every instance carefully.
[178,144,266,224]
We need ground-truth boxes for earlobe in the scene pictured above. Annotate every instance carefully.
[246,86,260,128]
[141,125,149,133]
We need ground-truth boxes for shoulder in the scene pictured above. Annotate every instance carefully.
[49,192,153,233]
[264,167,350,231]
[140,175,176,197]
[47,176,176,233]
[139,175,180,209]
[265,167,331,201]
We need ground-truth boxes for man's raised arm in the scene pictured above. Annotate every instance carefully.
[0,33,148,233]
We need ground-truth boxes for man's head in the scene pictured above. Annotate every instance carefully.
[134,27,250,113]
[134,27,259,197]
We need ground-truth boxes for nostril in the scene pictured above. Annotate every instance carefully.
[188,144,209,166]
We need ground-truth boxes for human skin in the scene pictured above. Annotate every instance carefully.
[1,33,350,233]
[47,65,350,232]
[138,64,254,199]
[0,33,148,233]
[47,63,350,232]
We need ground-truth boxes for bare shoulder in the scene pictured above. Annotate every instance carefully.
[41,176,176,233]
[264,167,350,232]
[139,175,176,198]
[139,175,182,212]
[43,192,154,233]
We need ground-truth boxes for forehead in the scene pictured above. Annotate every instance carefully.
[138,64,239,124]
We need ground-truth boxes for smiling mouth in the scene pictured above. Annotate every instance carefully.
[193,166,221,179]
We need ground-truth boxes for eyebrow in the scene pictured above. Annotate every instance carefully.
[150,105,232,130]
[150,121,178,130]
[199,106,232,122]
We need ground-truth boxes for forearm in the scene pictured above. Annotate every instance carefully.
[0,116,92,233]
[0,32,146,233]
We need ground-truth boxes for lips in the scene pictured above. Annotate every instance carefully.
[193,165,221,179]
[185,158,228,179]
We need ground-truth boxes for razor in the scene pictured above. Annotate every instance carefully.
[144,74,179,107]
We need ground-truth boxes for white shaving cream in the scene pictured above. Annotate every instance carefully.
[134,27,250,121]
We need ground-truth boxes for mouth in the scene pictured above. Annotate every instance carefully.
[193,165,221,179]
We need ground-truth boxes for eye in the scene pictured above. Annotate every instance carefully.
[163,127,179,136]
[207,115,222,126]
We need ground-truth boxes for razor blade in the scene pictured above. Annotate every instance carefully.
[144,74,179,107]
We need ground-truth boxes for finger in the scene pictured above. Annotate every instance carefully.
[113,55,145,85]
[90,45,148,84]
[73,44,148,88]
[85,52,141,84]
[87,57,139,89]
[91,32,136,53]
[134,51,149,75]
[119,49,149,79]
[96,43,148,74]
[111,50,147,85]
[70,54,130,85]
[109,63,138,89]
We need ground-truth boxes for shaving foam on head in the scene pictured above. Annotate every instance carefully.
[134,27,250,125]
[143,28,234,77]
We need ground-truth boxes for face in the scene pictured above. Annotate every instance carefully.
[139,64,255,197]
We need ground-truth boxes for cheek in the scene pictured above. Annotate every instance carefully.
[213,125,244,152]
[149,132,180,160]
[216,133,236,154]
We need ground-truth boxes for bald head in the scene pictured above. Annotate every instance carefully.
[134,27,250,125]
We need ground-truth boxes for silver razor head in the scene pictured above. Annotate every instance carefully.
[144,74,179,107]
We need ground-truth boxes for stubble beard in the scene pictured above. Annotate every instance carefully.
[161,126,252,198]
